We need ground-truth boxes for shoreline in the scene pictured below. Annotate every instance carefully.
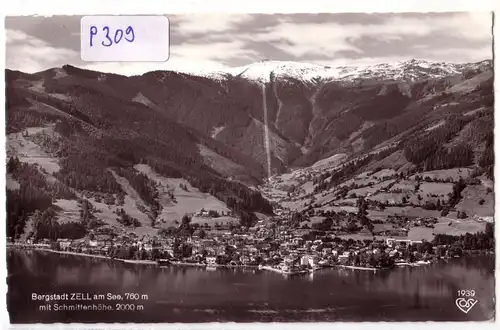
[7,245,491,272]
[8,246,258,269]
[336,265,386,271]
[261,265,309,275]
[34,248,113,260]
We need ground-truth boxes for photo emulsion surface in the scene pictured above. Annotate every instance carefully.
[5,13,495,323]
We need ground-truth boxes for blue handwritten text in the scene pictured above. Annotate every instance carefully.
[89,25,135,47]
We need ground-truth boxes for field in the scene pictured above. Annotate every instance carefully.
[339,176,380,189]
[262,148,493,246]
[338,217,488,242]
[419,182,454,196]
[408,182,453,205]
[53,199,81,224]
[409,168,473,182]
[135,164,231,227]
[320,205,358,213]
[372,223,395,233]
[455,184,494,218]
[309,216,327,225]
[370,169,397,179]
[197,144,248,178]
[300,181,315,195]
[6,174,20,190]
[190,215,239,227]
[367,193,405,204]
[407,218,488,241]
[7,126,60,174]
[311,153,348,170]
[367,207,441,220]
[365,149,411,172]
[389,180,417,193]
[348,179,396,197]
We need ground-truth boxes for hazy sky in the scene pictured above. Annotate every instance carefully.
[5,12,493,76]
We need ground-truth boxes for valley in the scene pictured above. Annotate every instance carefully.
[5,58,494,246]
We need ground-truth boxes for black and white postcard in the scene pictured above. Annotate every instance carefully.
[4,6,496,326]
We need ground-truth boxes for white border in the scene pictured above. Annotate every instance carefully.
[1,1,498,330]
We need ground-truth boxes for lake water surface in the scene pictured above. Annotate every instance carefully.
[7,249,495,323]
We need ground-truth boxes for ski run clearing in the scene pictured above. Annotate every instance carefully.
[7,126,61,174]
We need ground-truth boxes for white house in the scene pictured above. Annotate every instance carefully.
[57,239,72,249]
[300,255,319,268]
[389,249,399,257]
[196,209,210,217]
[338,252,350,264]
[279,263,291,272]
[206,256,217,265]
[386,238,396,247]
[322,247,332,256]
[164,248,174,258]
[283,256,295,266]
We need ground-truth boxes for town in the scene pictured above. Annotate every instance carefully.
[8,207,494,276]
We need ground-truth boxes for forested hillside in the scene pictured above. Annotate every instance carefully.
[5,59,494,241]
[6,67,274,240]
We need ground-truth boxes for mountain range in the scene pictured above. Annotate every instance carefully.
[184,59,492,84]
[6,58,494,240]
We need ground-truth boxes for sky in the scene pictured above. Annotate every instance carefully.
[5,12,493,76]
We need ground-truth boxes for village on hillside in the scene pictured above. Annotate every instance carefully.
[8,201,494,275]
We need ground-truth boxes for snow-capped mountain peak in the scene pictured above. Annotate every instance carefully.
[170,59,492,85]
[226,60,340,84]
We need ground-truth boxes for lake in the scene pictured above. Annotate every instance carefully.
[7,249,495,323]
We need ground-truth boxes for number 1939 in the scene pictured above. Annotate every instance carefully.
[457,289,475,297]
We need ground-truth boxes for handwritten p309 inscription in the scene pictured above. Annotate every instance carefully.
[81,16,169,62]
[89,25,135,47]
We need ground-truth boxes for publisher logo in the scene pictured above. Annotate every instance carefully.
[455,298,478,314]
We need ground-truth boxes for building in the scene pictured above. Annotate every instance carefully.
[164,248,174,258]
[192,246,204,255]
[196,210,210,217]
[279,263,291,272]
[206,256,217,265]
[283,256,295,266]
[88,240,99,247]
[240,255,251,265]
[216,245,226,255]
[300,255,319,268]
[57,239,72,250]
[338,251,350,265]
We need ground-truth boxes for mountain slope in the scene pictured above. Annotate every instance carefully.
[5,58,494,242]
[6,68,274,240]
